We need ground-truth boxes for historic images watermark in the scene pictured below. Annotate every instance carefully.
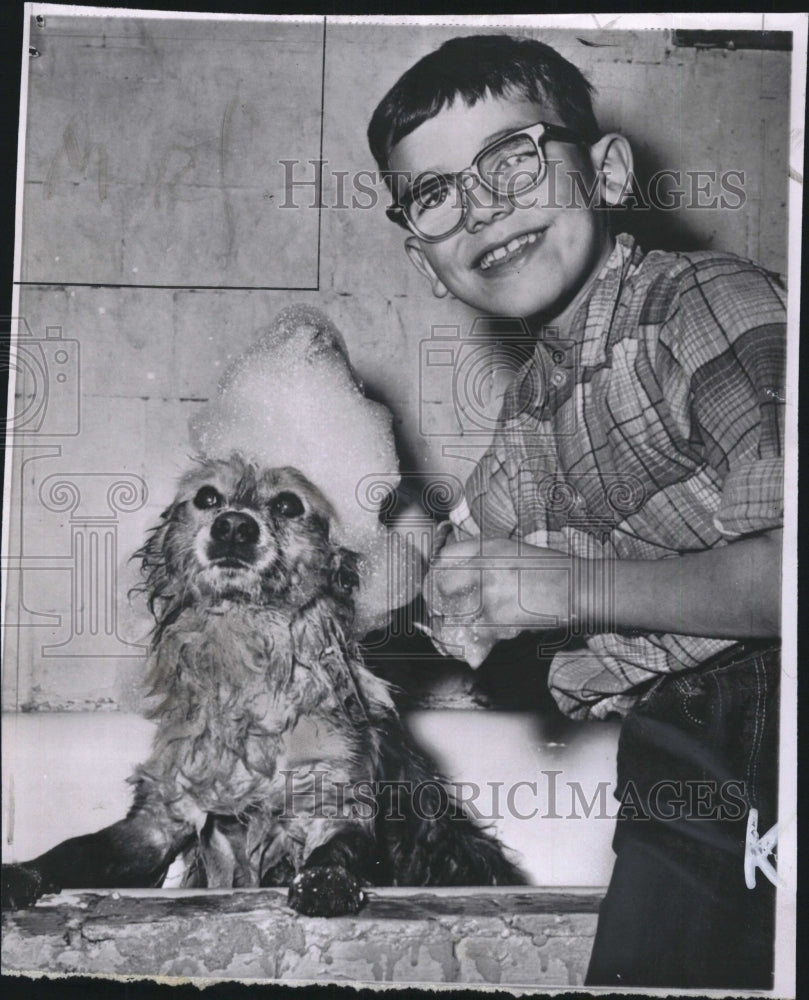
[278,159,747,213]
[3,318,80,437]
[278,769,750,823]
[2,314,149,663]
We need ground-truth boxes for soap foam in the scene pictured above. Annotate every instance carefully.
[189,305,401,634]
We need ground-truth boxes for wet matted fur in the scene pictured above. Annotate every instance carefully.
[1,455,523,915]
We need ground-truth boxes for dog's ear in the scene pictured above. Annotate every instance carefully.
[134,504,175,568]
[129,503,179,621]
[330,547,360,596]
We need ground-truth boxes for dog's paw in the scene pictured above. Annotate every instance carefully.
[1,864,58,909]
[287,865,365,917]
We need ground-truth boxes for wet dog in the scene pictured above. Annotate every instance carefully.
[1,456,522,915]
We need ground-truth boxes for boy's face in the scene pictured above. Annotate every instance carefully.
[387,94,616,325]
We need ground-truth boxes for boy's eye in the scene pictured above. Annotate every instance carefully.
[270,491,305,518]
[420,185,448,209]
[481,135,540,190]
[193,485,224,510]
[503,151,531,168]
[412,175,451,212]
[490,149,534,175]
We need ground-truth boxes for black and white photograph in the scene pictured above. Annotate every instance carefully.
[0,7,802,994]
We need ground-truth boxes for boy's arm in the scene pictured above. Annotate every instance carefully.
[425,529,781,668]
[602,529,781,637]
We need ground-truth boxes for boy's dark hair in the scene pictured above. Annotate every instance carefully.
[368,34,600,174]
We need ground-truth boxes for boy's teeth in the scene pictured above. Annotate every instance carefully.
[479,231,538,270]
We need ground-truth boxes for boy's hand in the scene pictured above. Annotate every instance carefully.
[423,537,571,667]
[421,528,782,667]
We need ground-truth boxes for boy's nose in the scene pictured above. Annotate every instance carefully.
[462,177,514,233]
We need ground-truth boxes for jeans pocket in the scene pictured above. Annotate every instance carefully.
[672,673,712,729]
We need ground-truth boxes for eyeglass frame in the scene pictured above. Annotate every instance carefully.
[385,120,585,243]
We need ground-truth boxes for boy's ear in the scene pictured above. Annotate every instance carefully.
[588,133,634,208]
[405,237,450,298]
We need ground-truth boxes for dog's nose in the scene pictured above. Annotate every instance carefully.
[210,511,260,546]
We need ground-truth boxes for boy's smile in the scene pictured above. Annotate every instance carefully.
[388,95,627,331]
[476,228,547,271]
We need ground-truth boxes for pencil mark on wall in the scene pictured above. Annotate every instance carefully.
[44,122,109,203]
[218,95,256,271]
[153,142,205,210]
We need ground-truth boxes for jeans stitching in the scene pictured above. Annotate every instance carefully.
[746,656,766,809]
[678,677,706,727]
[715,666,724,727]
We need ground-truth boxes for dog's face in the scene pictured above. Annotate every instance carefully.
[139,456,359,616]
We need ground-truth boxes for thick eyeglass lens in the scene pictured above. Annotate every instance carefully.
[408,174,464,238]
[478,133,542,196]
[404,133,544,239]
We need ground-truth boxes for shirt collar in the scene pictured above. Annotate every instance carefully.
[512,234,644,416]
[568,232,645,368]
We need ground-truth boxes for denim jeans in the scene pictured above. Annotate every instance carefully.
[585,642,780,989]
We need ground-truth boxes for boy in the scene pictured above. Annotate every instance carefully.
[368,34,785,989]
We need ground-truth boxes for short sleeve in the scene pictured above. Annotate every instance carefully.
[713,456,783,537]
[655,259,786,539]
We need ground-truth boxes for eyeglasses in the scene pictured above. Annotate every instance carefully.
[386,121,583,243]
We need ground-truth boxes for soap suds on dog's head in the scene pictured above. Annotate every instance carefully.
[189,306,401,634]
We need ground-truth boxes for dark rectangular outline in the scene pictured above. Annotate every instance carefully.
[15,15,328,294]
[15,282,320,292]
[672,29,793,51]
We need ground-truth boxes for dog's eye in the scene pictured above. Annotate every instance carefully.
[270,491,305,518]
[193,485,224,510]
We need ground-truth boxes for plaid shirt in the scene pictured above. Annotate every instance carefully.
[450,234,786,720]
